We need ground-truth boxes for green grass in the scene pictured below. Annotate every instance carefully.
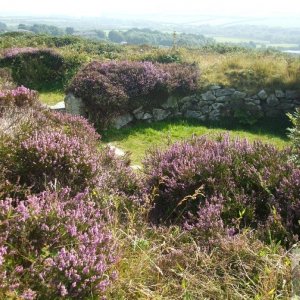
[101,118,291,165]
[39,91,65,106]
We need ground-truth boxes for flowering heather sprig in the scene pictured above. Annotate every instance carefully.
[0,189,118,299]
[0,86,38,108]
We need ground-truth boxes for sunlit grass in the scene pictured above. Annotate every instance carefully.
[101,119,290,165]
[39,91,65,106]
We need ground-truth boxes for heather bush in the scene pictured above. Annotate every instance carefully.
[158,62,199,95]
[143,134,299,244]
[0,48,65,89]
[0,86,39,110]
[0,108,140,198]
[67,60,199,126]
[0,189,118,299]
[15,129,100,194]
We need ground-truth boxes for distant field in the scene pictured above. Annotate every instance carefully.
[213,36,269,44]
[212,36,299,49]
[101,119,290,165]
[268,43,299,48]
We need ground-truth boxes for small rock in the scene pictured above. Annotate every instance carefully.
[215,88,235,97]
[216,96,229,103]
[185,110,206,121]
[209,110,220,121]
[244,98,260,105]
[275,90,285,98]
[266,94,279,106]
[152,109,170,121]
[131,165,142,170]
[201,91,216,101]
[142,113,152,120]
[258,90,268,100]
[212,103,225,111]
[133,106,144,120]
[197,100,208,107]
[108,144,125,157]
[232,91,247,100]
[112,113,133,129]
[50,101,65,110]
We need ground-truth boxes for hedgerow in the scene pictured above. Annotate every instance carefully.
[0,48,65,89]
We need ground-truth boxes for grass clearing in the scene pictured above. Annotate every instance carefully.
[101,118,291,165]
[39,90,65,106]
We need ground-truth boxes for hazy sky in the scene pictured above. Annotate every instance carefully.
[1,0,299,17]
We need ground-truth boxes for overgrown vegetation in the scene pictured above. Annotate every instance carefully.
[68,60,199,126]
[0,32,299,299]
[0,33,299,97]
[288,107,300,164]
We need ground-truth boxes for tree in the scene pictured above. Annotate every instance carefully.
[95,30,106,39]
[66,27,75,35]
[18,24,28,30]
[0,22,7,32]
[108,30,124,43]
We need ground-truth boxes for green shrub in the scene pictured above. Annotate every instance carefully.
[287,107,300,164]
[0,48,65,90]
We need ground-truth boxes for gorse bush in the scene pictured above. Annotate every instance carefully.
[67,60,199,126]
[0,189,118,299]
[143,134,299,245]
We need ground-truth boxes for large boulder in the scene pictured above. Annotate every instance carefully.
[64,93,86,116]
[215,88,235,97]
[258,90,268,101]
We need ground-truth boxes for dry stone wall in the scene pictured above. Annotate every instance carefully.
[65,86,300,129]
